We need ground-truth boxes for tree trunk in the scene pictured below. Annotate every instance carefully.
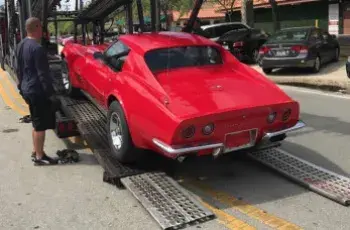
[269,0,280,32]
[241,0,254,27]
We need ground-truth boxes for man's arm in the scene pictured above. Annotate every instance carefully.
[34,46,54,97]
[15,45,23,92]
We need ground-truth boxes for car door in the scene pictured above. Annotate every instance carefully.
[321,30,338,60]
[88,40,130,105]
[309,29,328,63]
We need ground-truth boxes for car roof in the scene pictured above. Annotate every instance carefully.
[201,22,250,30]
[118,31,218,54]
[280,26,316,31]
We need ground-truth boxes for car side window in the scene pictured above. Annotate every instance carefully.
[104,41,130,71]
[321,30,331,40]
[309,29,322,43]
[105,40,129,58]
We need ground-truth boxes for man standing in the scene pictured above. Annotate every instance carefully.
[16,17,57,165]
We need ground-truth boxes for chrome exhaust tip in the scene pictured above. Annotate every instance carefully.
[212,147,222,158]
[177,156,186,162]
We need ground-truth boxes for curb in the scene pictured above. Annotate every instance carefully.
[271,78,350,94]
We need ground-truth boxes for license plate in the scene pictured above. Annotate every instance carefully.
[224,130,252,151]
[276,50,288,56]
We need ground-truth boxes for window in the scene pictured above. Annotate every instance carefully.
[309,29,323,42]
[267,28,309,43]
[144,46,223,72]
[104,40,129,58]
[104,40,130,71]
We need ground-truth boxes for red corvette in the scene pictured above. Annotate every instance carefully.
[61,31,306,163]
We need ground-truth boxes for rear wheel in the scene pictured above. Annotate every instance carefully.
[263,68,272,74]
[251,48,259,64]
[61,59,80,96]
[333,47,339,62]
[312,56,321,73]
[107,100,140,163]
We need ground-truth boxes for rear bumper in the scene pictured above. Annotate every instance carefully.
[152,120,306,159]
[259,57,315,69]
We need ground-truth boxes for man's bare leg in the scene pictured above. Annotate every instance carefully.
[34,130,45,159]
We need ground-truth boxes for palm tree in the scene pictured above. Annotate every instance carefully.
[269,0,280,32]
[241,0,254,27]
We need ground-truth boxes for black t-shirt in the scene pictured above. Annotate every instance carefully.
[15,37,54,97]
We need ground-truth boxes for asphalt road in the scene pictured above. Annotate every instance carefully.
[0,68,349,230]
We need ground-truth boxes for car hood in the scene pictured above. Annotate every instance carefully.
[154,65,293,118]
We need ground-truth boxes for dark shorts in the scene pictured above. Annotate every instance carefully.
[23,94,56,132]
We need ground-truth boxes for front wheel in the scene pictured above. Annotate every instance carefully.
[107,100,140,163]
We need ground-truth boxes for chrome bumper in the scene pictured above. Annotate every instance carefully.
[152,120,306,158]
[261,120,306,142]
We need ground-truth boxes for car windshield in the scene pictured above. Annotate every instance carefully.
[266,28,309,43]
[144,46,223,72]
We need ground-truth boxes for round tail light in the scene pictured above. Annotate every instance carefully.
[267,112,277,123]
[202,123,214,135]
[282,109,291,121]
[182,126,195,138]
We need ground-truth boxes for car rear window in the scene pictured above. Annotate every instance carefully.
[144,46,223,72]
[266,29,309,43]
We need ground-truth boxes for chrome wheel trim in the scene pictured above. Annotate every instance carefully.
[109,112,123,150]
[62,72,70,90]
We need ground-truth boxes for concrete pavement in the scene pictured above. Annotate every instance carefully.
[252,58,350,93]
[1,68,350,230]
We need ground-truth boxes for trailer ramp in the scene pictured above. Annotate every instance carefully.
[248,148,350,206]
[57,95,215,229]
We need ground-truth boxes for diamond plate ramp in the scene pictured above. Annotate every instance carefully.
[248,148,350,206]
[121,172,215,230]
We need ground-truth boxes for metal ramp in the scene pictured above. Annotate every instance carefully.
[248,148,350,206]
[57,94,215,229]
[122,173,215,230]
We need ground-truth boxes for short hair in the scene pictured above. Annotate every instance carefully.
[25,17,41,33]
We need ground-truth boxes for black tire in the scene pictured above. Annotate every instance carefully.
[333,47,339,62]
[312,55,321,73]
[61,59,80,96]
[251,48,259,64]
[263,68,272,74]
[107,100,140,163]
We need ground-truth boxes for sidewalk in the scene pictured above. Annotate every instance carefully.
[251,58,350,93]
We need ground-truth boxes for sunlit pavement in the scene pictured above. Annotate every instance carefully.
[0,68,349,230]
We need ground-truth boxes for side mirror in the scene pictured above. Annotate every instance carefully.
[93,51,104,60]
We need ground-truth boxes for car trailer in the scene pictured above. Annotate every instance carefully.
[2,0,350,229]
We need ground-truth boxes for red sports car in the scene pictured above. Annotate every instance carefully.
[61,31,306,163]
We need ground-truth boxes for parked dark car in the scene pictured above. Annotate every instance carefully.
[258,26,340,74]
[201,22,269,63]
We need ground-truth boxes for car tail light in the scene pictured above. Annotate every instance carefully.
[182,125,195,138]
[259,46,270,54]
[233,41,244,47]
[282,109,292,121]
[291,45,308,54]
[202,123,214,135]
[267,112,277,123]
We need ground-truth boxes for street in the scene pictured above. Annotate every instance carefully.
[0,68,350,230]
